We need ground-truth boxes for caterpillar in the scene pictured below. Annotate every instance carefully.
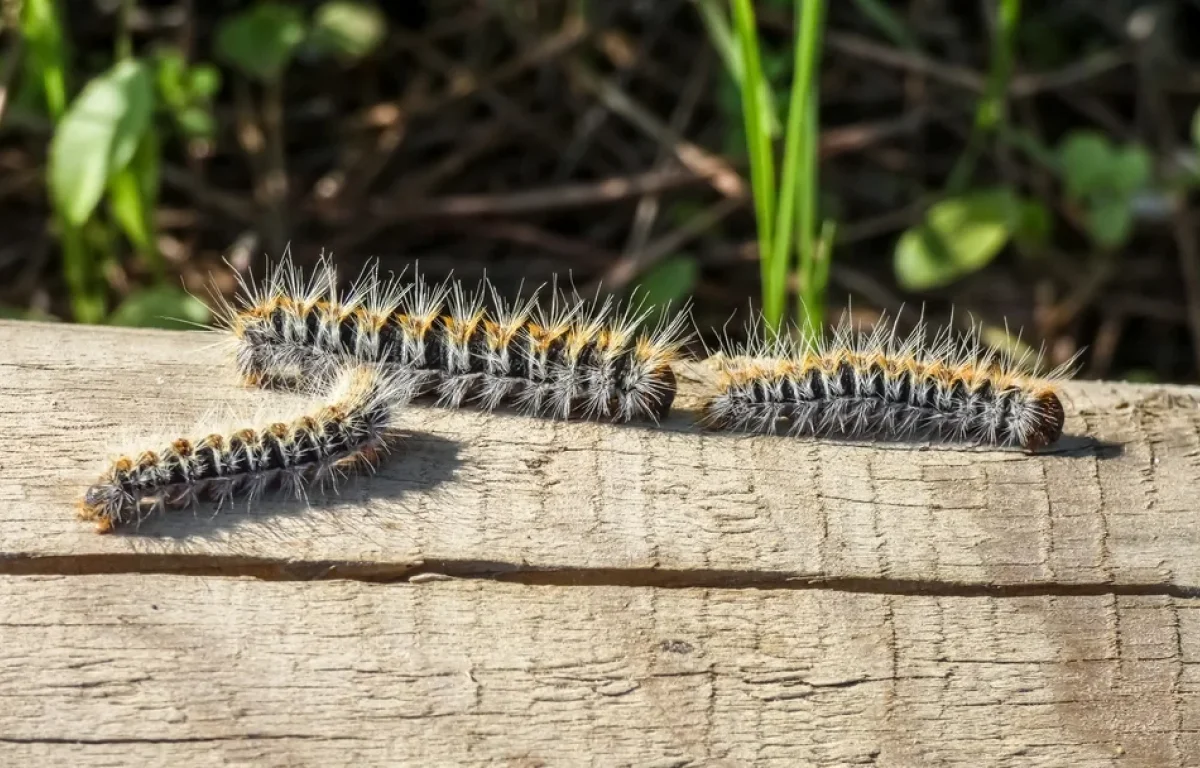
[211,254,692,422]
[78,364,411,533]
[701,313,1077,451]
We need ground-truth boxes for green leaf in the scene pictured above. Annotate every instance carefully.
[49,59,155,225]
[215,3,306,82]
[1057,130,1112,200]
[631,256,698,315]
[21,0,72,119]
[1085,197,1134,249]
[1192,107,1200,152]
[103,64,155,174]
[310,1,388,61]
[107,129,160,257]
[108,166,152,252]
[1109,145,1152,193]
[188,65,222,99]
[107,286,211,330]
[154,48,189,109]
[153,51,219,139]
[894,189,1019,291]
[176,106,217,138]
[133,122,161,202]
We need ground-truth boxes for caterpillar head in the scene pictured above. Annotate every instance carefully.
[78,470,136,534]
[1022,391,1066,452]
[624,363,677,422]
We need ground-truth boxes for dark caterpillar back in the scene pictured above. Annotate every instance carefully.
[703,315,1074,451]
[79,365,405,532]
[216,257,690,422]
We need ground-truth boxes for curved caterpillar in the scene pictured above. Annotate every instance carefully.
[701,313,1076,451]
[211,255,691,422]
[78,364,409,533]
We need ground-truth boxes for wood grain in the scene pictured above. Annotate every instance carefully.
[2,320,1199,589]
[1,574,1195,767]
[3,320,1200,765]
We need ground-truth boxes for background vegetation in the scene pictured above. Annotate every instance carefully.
[2,0,1199,382]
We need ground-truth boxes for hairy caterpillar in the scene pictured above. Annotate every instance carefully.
[701,313,1077,451]
[211,255,691,422]
[78,364,410,533]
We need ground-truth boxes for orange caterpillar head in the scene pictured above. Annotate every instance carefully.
[77,456,135,533]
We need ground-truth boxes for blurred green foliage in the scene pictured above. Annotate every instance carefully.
[106,285,211,329]
[1057,131,1152,250]
[215,3,307,82]
[10,0,386,329]
[4,0,1195,375]
[310,1,389,62]
[632,255,699,323]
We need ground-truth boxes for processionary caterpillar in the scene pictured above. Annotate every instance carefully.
[212,255,691,422]
[78,364,410,533]
[701,313,1076,451]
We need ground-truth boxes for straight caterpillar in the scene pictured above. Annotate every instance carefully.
[211,255,691,422]
[78,364,409,533]
[701,313,1077,451]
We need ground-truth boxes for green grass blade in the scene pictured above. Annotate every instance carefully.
[787,0,826,334]
[769,0,818,334]
[59,218,105,322]
[794,91,820,329]
[696,0,739,73]
[802,218,836,334]
[21,0,70,118]
[729,0,778,323]
[697,0,780,137]
[946,0,1020,192]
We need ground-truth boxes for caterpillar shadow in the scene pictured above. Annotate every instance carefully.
[648,403,1126,460]
[783,428,1125,460]
[117,431,464,540]
[1035,433,1125,460]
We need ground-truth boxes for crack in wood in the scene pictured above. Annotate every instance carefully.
[3,553,1199,597]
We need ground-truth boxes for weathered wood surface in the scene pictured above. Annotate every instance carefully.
[1,321,1198,588]
[1,574,1196,767]
[3,321,1200,767]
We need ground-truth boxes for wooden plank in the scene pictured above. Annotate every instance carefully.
[0,574,1194,767]
[2,320,1200,588]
